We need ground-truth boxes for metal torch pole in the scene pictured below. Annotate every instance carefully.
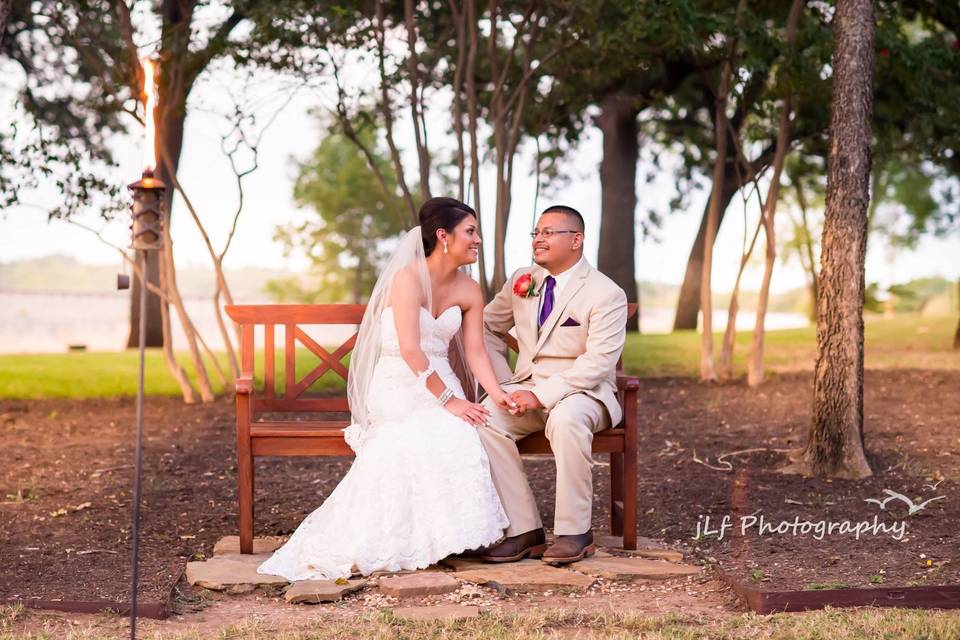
[126,173,165,640]
[129,249,148,640]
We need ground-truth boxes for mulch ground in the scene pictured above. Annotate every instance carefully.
[1,368,957,609]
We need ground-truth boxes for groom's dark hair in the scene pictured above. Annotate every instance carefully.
[419,197,477,256]
[541,205,585,233]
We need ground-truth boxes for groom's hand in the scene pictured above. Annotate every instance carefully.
[507,390,544,416]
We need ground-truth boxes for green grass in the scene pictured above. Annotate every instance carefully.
[3,606,960,639]
[621,313,958,378]
[0,314,956,400]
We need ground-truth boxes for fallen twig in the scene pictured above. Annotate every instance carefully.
[692,447,794,472]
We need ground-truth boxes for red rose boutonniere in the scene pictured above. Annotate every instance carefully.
[513,273,539,298]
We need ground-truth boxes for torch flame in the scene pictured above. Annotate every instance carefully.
[142,58,158,174]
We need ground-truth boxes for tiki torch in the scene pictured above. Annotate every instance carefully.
[124,57,165,640]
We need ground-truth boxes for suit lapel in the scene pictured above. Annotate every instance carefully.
[534,259,590,354]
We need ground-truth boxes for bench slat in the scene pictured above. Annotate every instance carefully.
[517,429,625,454]
[252,397,350,412]
[226,304,367,324]
[264,323,275,399]
[251,420,351,437]
[253,437,354,457]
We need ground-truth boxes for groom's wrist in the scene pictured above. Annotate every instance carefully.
[530,380,564,410]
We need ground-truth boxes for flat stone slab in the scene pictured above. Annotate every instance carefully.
[570,557,700,581]
[441,557,544,572]
[455,564,595,594]
[595,535,669,551]
[378,572,460,597]
[285,579,366,604]
[213,536,285,556]
[186,553,288,592]
[393,605,480,621]
[635,549,684,563]
[370,564,447,579]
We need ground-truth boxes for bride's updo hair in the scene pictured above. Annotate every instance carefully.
[419,197,477,256]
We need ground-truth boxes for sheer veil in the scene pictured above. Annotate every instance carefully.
[343,226,475,454]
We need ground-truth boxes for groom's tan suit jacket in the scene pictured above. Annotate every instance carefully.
[483,259,628,425]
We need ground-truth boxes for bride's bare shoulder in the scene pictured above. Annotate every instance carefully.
[388,265,425,304]
[453,271,483,305]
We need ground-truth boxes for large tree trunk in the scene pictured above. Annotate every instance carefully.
[0,1,11,43]
[673,164,741,331]
[800,0,875,479]
[597,92,640,331]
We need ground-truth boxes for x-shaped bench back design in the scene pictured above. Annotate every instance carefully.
[225,304,367,413]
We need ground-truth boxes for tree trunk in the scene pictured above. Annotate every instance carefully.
[127,251,165,347]
[0,1,11,44]
[801,0,875,479]
[127,1,191,348]
[673,164,741,331]
[795,182,820,320]
[597,91,641,331]
[746,0,803,387]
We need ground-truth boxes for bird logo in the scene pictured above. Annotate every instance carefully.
[864,489,946,516]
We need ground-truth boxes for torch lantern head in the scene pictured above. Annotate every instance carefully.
[128,173,167,251]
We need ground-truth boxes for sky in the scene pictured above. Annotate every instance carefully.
[1,49,957,299]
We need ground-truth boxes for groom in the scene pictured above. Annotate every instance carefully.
[478,205,628,564]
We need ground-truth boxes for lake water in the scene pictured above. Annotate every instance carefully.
[0,290,810,354]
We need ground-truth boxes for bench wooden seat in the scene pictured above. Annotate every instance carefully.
[224,303,639,554]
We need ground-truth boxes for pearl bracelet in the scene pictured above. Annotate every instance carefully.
[438,388,454,406]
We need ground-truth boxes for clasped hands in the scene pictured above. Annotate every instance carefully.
[446,389,544,427]
[491,389,543,417]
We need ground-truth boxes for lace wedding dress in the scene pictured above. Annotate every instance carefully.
[257,305,508,581]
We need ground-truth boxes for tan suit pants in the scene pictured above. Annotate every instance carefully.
[479,382,611,536]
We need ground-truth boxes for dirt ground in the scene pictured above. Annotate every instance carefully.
[1,368,957,616]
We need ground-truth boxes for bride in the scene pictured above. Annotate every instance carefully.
[258,197,514,581]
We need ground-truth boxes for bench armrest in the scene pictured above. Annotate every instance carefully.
[616,374,639,392]
[236,376,254,395]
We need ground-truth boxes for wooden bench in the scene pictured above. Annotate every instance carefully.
[224,303,639,554]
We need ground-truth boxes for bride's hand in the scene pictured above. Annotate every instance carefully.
[489,389,515,412]
[445,398,491,426]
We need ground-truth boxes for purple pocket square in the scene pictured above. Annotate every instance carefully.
[561,317,581,327]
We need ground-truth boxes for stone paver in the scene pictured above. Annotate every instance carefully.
[393,605,481,621]
[634,549,684,563]
[378,572,460,597]
[370,564,446,579]
[186,553,287,592]
[285,579,366,604]
[213,535,285,556]
[595,535,669,551]
[441,557,543,572]
[570,557,700,581]
[455,563,595,594]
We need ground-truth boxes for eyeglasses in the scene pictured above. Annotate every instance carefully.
[530,229,580,239]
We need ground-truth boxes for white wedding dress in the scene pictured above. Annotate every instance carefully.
[257,305,509,581]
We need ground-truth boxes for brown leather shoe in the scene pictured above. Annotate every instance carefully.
[478,528,547,563]
[542,529,595,565]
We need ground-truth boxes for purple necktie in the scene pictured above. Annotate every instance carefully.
[538,276,556,327]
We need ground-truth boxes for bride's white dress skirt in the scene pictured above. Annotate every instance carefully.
[258,307,508,581]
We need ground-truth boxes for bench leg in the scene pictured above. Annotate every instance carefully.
[237,442,254,554]
[609,452,624,537]
[623,438,638,551]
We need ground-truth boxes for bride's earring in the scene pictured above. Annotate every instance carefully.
[443,240,448,255]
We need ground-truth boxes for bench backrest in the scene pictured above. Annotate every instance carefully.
[225,302,639,413]
[225,304,364,414]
